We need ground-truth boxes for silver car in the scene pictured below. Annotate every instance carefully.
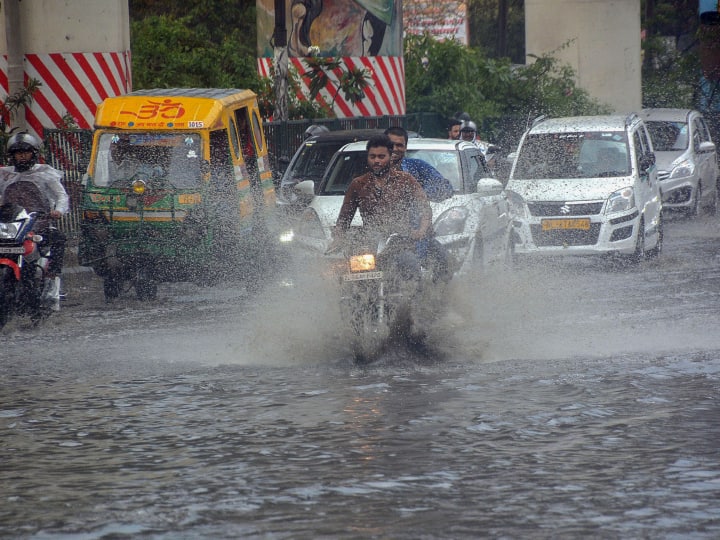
[640,108,719,215]
[293,138,514,275]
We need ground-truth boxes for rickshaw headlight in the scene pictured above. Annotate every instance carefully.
[132,179,147,195]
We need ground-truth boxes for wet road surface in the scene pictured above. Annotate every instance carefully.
[1,213,719,538]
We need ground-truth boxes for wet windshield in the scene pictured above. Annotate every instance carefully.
[514,132,630,179]
[92,132,203,188]
[286,142,341,182]
[645,121,688,151]
[321,149,463,195]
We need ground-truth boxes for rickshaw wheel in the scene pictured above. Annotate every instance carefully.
[135,278,157,301]
[103,274,122,302]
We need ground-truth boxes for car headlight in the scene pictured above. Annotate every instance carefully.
[434,207,469,236]
[668,158,694,180]
[606,187,635,214]
[505,190,529,219]
[0,221,23,240]
[297,209,326,239]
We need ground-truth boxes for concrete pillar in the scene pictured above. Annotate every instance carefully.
[525,0,642,114]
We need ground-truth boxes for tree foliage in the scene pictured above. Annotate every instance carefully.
[128,0,713,127]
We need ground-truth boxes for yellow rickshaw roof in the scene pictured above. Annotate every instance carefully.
[94,88,257,130]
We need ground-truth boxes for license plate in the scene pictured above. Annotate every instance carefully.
[0,246,25,254]
[343,271,383,282]
[541,218,591,231]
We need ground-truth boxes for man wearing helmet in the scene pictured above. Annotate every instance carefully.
[0,132,69,309]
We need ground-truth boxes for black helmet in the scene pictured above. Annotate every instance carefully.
[304,124,330,139]
[7,132,42,172]
[460,120,477,133]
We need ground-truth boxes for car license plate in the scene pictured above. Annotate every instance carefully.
[541,218,591,231]
[343,271,383,282]
[0,246,25,254]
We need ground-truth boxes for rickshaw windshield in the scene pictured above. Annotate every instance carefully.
[92,132,204,188]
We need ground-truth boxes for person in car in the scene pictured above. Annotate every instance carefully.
[384,126,454,202]
[0,132,69,310]
[326,134,432,276]
[384,126,453,282]
[447,118,462,140]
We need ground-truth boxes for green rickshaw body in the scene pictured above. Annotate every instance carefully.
[79,88,275,298]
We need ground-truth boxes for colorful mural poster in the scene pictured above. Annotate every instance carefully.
[256,0,403,58]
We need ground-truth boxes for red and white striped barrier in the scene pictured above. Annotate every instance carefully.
[1,51,132,141]
[258,56,405,118]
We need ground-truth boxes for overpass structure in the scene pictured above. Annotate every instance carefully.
[1,0,644,139]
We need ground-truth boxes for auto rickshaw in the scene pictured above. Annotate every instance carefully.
[79,88,276,300]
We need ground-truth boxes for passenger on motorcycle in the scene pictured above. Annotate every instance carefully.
[0,132,69,308]
[327,134,432,278]
[384,126,453,283]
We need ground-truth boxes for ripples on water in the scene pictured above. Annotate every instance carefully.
[2,232,720,538]
[2,351,719,539]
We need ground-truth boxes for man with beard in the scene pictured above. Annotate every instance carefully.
[326,134,432,277]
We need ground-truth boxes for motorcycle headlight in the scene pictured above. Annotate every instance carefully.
[349,254,376,272]
[434,207,469,236]
[668,158,694,180]
[606,187,635,214]
[0,221,23,240]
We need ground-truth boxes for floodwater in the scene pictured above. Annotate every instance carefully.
[1,214,720,539]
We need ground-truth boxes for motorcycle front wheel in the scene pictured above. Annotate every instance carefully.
[0,267,17,329]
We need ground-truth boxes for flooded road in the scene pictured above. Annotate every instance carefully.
[2,214,720,538]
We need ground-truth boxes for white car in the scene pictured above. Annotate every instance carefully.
[505,114,663,261]
[640,108,719,215]
[292,138,513,275]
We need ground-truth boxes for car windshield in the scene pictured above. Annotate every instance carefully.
[92,132,204,188]
[285,142,342,182]
[406,149,463,191]
[645,120,688,151]
[321,148,467,195]
[514,131,630,179]
[320,151,368,195]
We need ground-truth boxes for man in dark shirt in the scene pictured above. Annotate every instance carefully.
[327,134,432,257]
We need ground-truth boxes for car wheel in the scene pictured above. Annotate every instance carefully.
[646,213,663,258]
[705,181,719,215]
[630,217,646,263]
[689,183,702,217]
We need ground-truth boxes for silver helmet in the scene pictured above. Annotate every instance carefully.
[7,132,42,172]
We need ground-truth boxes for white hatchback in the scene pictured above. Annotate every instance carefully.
[505,114,663,260]
[640,108,719,216]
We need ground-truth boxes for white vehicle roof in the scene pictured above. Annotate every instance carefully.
[639,108,695,123]
[528,115,634,134]
[338,137,480,153]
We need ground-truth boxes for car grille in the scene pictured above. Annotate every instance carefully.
[527,201,604,216]
[530,224,602,246]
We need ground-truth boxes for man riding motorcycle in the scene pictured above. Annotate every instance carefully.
[0,132,69,310]
[327,134,432,278]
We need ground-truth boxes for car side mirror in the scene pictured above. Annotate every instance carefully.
[699,140,716,154]
[476,177,503,195]
[506,151,517,164]
[639,152,655,172]
[295,179,315,198]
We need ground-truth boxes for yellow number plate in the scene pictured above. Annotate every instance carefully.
[541,218,591,231]
[178,193,202,204]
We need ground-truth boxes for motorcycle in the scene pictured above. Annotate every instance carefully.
[332,230,445,363]
[0,202,59,329]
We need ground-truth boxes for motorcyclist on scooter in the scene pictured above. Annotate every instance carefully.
[326,134,432,278]
[0,132,69,310]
